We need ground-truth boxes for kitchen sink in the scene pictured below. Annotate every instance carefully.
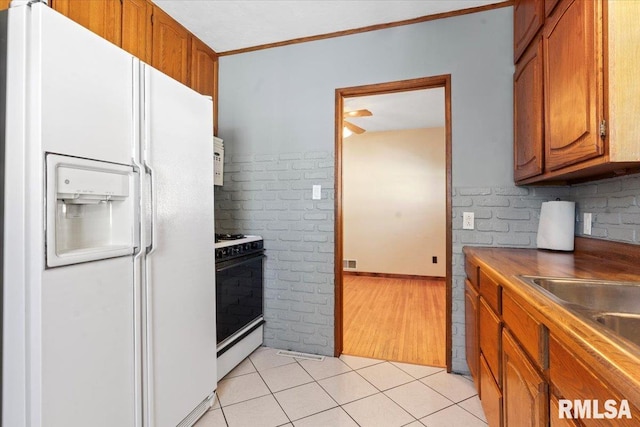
[593,313,640,348]
[518,276,640,348]
[520,276,640,313]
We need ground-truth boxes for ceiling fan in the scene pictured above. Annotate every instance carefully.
[343,109,372,137]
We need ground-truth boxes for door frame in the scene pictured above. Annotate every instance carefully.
[334,75,453,371]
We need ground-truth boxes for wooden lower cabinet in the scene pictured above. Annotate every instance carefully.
[550,394,582,427]
[465,279,480,389]
[480,296,502,385]
[502,330,548,427]
[549,334,640,426]
[481,353,503,427]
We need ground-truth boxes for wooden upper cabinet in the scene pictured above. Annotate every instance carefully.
[0,0,10,11]
[121,0,152,64]
[514,0,640,184]
[190,37,218,134]
[152,5,190,86]
[543,0,603,172]
[514,0,544,62]
[52,0,122,46]
[514,36,544,182]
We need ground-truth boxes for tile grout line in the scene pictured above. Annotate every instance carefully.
[456,395,489,424]
[250,354,295,426]
[214,349,486,427]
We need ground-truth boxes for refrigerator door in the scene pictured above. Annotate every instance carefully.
[3,5,138,427]
[142,65,216,427]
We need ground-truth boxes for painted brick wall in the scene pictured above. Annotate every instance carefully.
[216,150,578,371]
[215,151,336,356]
[451,185,571,372]
[572,175,640,243]
[215,148,640,372]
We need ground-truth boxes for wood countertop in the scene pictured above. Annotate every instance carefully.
[463,238,640,407]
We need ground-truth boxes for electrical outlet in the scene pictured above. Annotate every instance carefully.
[583,212,592,235]
[463,212,474,230]
[432,256,437,264]
[312,185,321,200]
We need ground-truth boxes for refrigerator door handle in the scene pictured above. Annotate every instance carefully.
[144,160,156,255]
[131,163,142,257]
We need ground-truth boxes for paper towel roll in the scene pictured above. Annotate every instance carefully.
[536,201,576,251]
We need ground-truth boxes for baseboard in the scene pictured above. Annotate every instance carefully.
[343,271,445,281]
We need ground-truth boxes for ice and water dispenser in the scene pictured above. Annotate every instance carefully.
[46,154,135,267]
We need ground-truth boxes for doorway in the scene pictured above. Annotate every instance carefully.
[334,76,452,371]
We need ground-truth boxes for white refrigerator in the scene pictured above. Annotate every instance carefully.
[2,3,216,427]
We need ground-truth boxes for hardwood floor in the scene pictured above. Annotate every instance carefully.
[342,274,446,367]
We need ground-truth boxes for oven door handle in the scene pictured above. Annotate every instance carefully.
[216,253,265,272]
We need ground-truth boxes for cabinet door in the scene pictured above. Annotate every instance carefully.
[543,0,603,171]
[480,354,503,427]
[465,280,480,389]
[0,0,10,10]
[152,5,190,86]
[514,0,544,62]
[514,36,544,181]
[51,0,122,46]
[479,297,502,386]
[550,394,581,427]
[121,0,152,63]
[502,330,548,427]
[190,37,218,134]
[545,0,561,17]
[550,334,640,426]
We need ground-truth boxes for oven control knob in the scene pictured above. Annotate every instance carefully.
[244,243,250,251]
[215,249,223,259]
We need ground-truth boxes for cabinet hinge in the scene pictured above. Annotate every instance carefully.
[599,120,607,138]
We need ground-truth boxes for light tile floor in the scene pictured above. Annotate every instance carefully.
[195,347,488,427]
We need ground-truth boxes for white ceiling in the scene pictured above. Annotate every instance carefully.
[154,0,506,53]
[344,88,445,133]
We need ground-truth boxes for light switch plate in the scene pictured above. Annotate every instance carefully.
[463,212,474,230]
[312,185,321,200]
[583,212,592,235]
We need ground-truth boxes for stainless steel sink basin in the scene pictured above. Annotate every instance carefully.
[518,276,640,348]
[593,313,640,348]
[520,276,640,313]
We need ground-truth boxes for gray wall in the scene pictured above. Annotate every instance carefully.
[216,7,515,370]
[573,175,640,243]
[218,7,515,186]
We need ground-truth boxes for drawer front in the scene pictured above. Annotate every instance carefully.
[480,269,501,313]
[480,297,502,385]
[480,353,503,427]
[502,289,547,369]
[465,259,479,289]
[549,335,640,426]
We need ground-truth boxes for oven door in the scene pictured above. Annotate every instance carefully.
[215,252,265,346]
